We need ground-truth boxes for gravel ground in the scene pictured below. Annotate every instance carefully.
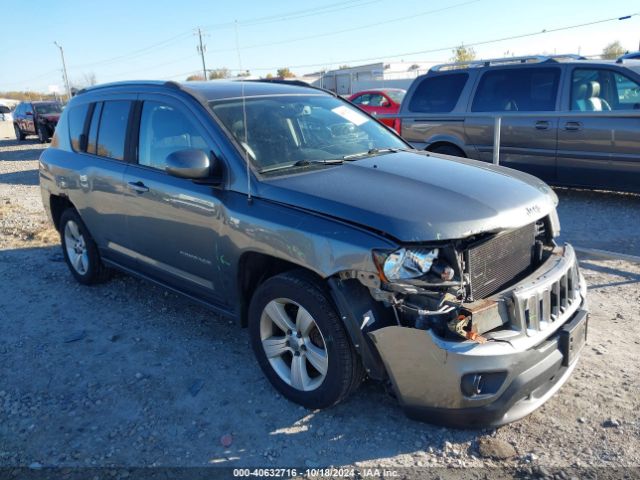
[1,132,639,475]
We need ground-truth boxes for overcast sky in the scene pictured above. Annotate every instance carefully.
[1,0,639,92]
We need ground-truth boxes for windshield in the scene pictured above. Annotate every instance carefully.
[34,103,63,114]
[209,94,406,173]
[384,90,406,103]
[0,105,10,114]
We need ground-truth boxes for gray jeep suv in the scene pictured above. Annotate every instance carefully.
[397,55,640,193]
[39,80,588,427]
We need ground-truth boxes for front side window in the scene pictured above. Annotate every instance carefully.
[68,103,90,152]
[210,95,406,174]
[408,73,468,113]
[138,101,208,170]
[571,68,640,111]
[95,101,131,160]
[34,103,63,115]
[352,94,370,105]
[472,67,560,112]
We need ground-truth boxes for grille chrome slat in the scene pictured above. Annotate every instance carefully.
[510,245,582,336]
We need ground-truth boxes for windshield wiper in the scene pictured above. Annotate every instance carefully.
[342,148,402,160]
[259,158,343,174]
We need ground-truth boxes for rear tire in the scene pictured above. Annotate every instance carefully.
[14,124,24,141]
[59,209,110,285]
[248,271,364,409]
[429,144,465,157]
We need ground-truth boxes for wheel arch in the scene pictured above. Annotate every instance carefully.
[49,194,76,232]
[236,251,325,328]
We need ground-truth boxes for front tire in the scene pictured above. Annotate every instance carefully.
[248,271,364,409]
[59,209,110,285]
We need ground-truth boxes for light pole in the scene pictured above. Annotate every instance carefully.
[54,41,72,102]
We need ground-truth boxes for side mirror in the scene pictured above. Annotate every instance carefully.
[165,149,212,179]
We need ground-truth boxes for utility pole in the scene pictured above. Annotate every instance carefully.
[196,27,207,80]
[54,41,72,102]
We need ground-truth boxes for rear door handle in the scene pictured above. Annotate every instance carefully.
[128,181,149,193]
[534,120,550,130]
[564,121,582,131]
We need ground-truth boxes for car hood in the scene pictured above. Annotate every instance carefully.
[257,151,557,242]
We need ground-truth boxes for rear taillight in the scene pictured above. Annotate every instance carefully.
[392,117,402,136]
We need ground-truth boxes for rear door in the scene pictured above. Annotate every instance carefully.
[67,98,134,266]
[465,66,561,182]
[557,66,640,192]
[122,94,227,304]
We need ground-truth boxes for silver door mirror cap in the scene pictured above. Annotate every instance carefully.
[165,149,212,179]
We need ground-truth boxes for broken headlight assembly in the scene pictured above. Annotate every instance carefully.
[373,248,455,283]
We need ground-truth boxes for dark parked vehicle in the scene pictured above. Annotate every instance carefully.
[395,55,640,193]
[14,100,63,142]
[39,80,587,426]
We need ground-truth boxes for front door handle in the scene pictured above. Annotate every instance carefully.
[128,181,149,193]
[564,121,582,131]
[534,120,550,130]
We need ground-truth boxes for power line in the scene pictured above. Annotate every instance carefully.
[207,0,480,54]
[237,12,639,72]
[201,0,377,29]
[68,0,377,71]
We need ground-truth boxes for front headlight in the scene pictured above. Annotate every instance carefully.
[379,248,439,281]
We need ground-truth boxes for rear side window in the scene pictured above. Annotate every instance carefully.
[408,73,468,113]
[87,102,103,155]
[68,103,90,152]
[95,101,131,160]
[472,67,560,112]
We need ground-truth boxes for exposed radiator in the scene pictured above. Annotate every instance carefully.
[466,223,536,299]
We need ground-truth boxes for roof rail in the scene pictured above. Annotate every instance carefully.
[431,54,586,72]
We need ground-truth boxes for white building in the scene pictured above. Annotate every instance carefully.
[308,61,437,95]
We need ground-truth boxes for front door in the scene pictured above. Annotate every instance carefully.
[122,97,226,304]
[557,66,640,191]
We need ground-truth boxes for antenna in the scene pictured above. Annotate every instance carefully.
[235,20,252,204]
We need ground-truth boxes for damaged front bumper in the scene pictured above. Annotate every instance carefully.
[368,244,588,427]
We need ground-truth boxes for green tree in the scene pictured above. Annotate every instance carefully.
[185,74,205,81]
[601,41,626,59]
[236,70,251,78]
[208,68,230,80]
[265,73,274,79]
[450,44,476,63]
[277,68,295,78]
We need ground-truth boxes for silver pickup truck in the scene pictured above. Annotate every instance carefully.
[39,79,588,427]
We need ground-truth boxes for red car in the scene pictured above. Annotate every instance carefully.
[348,89,405,127]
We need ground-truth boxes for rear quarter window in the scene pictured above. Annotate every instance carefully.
[68,103,90,152]
[408,73,468,113]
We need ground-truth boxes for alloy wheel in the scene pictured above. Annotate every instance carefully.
[259,298,328,391]
[64,220,89,275]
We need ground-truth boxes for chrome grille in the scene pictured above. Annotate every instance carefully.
[511,246,581,336]
[467,223,536,299]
